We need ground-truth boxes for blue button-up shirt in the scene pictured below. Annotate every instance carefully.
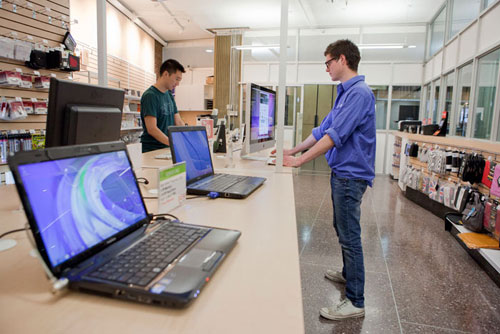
[312,75,376,186]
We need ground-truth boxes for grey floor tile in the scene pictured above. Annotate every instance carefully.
[300,262,401,334]
[401,322,473,334]
[293,173,500,334]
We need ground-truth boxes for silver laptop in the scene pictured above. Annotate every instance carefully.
[168,125,266,199]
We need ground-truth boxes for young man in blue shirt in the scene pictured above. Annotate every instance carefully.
[282,39,376,320]
[140,59,186,153]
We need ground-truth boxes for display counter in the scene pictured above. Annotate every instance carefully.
[0,149,304,333]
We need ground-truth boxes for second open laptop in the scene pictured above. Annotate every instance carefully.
[168,126,266,199]
[8,141,240,308]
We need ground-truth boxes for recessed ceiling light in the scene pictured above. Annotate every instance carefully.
[205,49,213,53]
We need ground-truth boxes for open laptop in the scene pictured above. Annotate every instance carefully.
[8,141,240,308]
[168,126,266,199]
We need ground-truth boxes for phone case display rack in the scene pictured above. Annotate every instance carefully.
[394,132,500,287]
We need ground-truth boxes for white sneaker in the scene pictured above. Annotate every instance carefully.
[325,270,346,284]
[320,299,365,320]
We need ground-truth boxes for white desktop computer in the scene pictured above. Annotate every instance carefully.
[241,83,276,160]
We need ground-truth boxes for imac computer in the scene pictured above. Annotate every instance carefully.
[45,78,125,147]
[241,83,276,159]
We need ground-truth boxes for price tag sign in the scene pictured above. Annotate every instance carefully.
[33,71,40,76]
[31,98,38,102]
[15,97,22,102]
[50,73,57,78]
[15,68,22,73]
[158,162,186,213]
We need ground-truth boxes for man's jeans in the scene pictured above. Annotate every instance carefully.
[330,173,368,308]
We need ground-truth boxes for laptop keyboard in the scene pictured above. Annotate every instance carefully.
[88,223,209,287]
[193,174,248,191]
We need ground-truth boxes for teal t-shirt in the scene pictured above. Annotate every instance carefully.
[140,86,179,153]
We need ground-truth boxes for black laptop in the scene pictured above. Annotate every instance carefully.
[8,141,240,308]
[168,126,266,199]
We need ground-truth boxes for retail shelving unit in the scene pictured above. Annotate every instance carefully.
[394,131,500,286]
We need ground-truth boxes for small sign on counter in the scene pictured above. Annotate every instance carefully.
[158,162,186,213]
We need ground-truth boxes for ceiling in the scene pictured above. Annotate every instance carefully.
[118,0,446,42]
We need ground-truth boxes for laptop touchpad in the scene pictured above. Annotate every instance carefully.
[178,249,220,269]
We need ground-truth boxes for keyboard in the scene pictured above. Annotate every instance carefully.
[88,223,209,286]
[193,174,248,191]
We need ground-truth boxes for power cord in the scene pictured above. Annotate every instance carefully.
[136,177,149,185]
[0,227,29,239]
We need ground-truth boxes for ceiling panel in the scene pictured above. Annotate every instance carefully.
[118,0,445,42]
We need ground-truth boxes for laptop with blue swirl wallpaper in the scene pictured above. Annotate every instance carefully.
[8,141,240,307]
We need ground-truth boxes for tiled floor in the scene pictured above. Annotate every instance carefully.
[293,172,500,334]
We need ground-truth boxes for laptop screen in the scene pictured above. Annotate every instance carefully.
[17,150,148,267]
[170,129,213,183]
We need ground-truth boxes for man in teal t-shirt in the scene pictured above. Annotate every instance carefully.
[140,59,186,153]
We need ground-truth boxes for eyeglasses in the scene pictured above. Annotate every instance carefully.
[325,57,337,68]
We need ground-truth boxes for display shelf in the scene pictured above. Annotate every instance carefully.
[444,214,500,288]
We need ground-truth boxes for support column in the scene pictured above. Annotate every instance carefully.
[96,0,108,86]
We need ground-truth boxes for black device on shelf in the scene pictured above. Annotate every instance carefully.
[63,31,77,52]
[398,105,419,121]
[45,78,125,148]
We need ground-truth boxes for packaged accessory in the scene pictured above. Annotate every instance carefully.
[7,100,28,120]
[46,50,62,69]
[485,161,497,189]
[484,201,492,233]
[0,37,15,59]
[461,191,485,233]
[0,71,22,86]
[20,75,33,88]
[63,31,77,52]
[455,186,471,213]
[490,165,500,198]
[14,40,32,61]
[34,76,50,89]
[494,204,500,239]
[25,49,48,69]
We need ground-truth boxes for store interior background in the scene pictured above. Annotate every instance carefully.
[68,0,500,176]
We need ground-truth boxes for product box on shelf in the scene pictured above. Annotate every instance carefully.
[0,71,22,86]
[33,101,48,114]
[33,76,50,89]
[23,101,34,114]
[20,75,33,88]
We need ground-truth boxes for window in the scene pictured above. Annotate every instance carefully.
[432,79,441,123]
[449,0,481,40]
[454,63,473,137]
[429,6,446,57]
[371,86,389,130]
[482,0,496,10]
[444,72,455,134]
[389,86,421,130]
[424,83,432,123]
[473,48,500,139]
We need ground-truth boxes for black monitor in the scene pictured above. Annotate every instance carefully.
[45,78,125,147]
[398,105,419,121]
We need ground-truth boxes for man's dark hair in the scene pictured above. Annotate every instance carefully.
[324,39,360,72]
[159,59,185,76]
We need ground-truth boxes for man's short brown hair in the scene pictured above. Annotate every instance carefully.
[324,39,360,72]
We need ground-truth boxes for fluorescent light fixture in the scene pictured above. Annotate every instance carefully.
[358,44,417,50]
[233,44,281,50]
[205,49,213,53]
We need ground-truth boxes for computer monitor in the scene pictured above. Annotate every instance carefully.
[398,105,419,121]
[45,78,125,147]
[242,83,276,157]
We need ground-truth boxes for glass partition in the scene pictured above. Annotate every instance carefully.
[429,6,446,57]
[389,86,421,130]
[372,86,389,129]
[449,0,481,40]
[454,63,473,137]
[444,72,455,134]
[473,48,500,139]
[433,79,441,123]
